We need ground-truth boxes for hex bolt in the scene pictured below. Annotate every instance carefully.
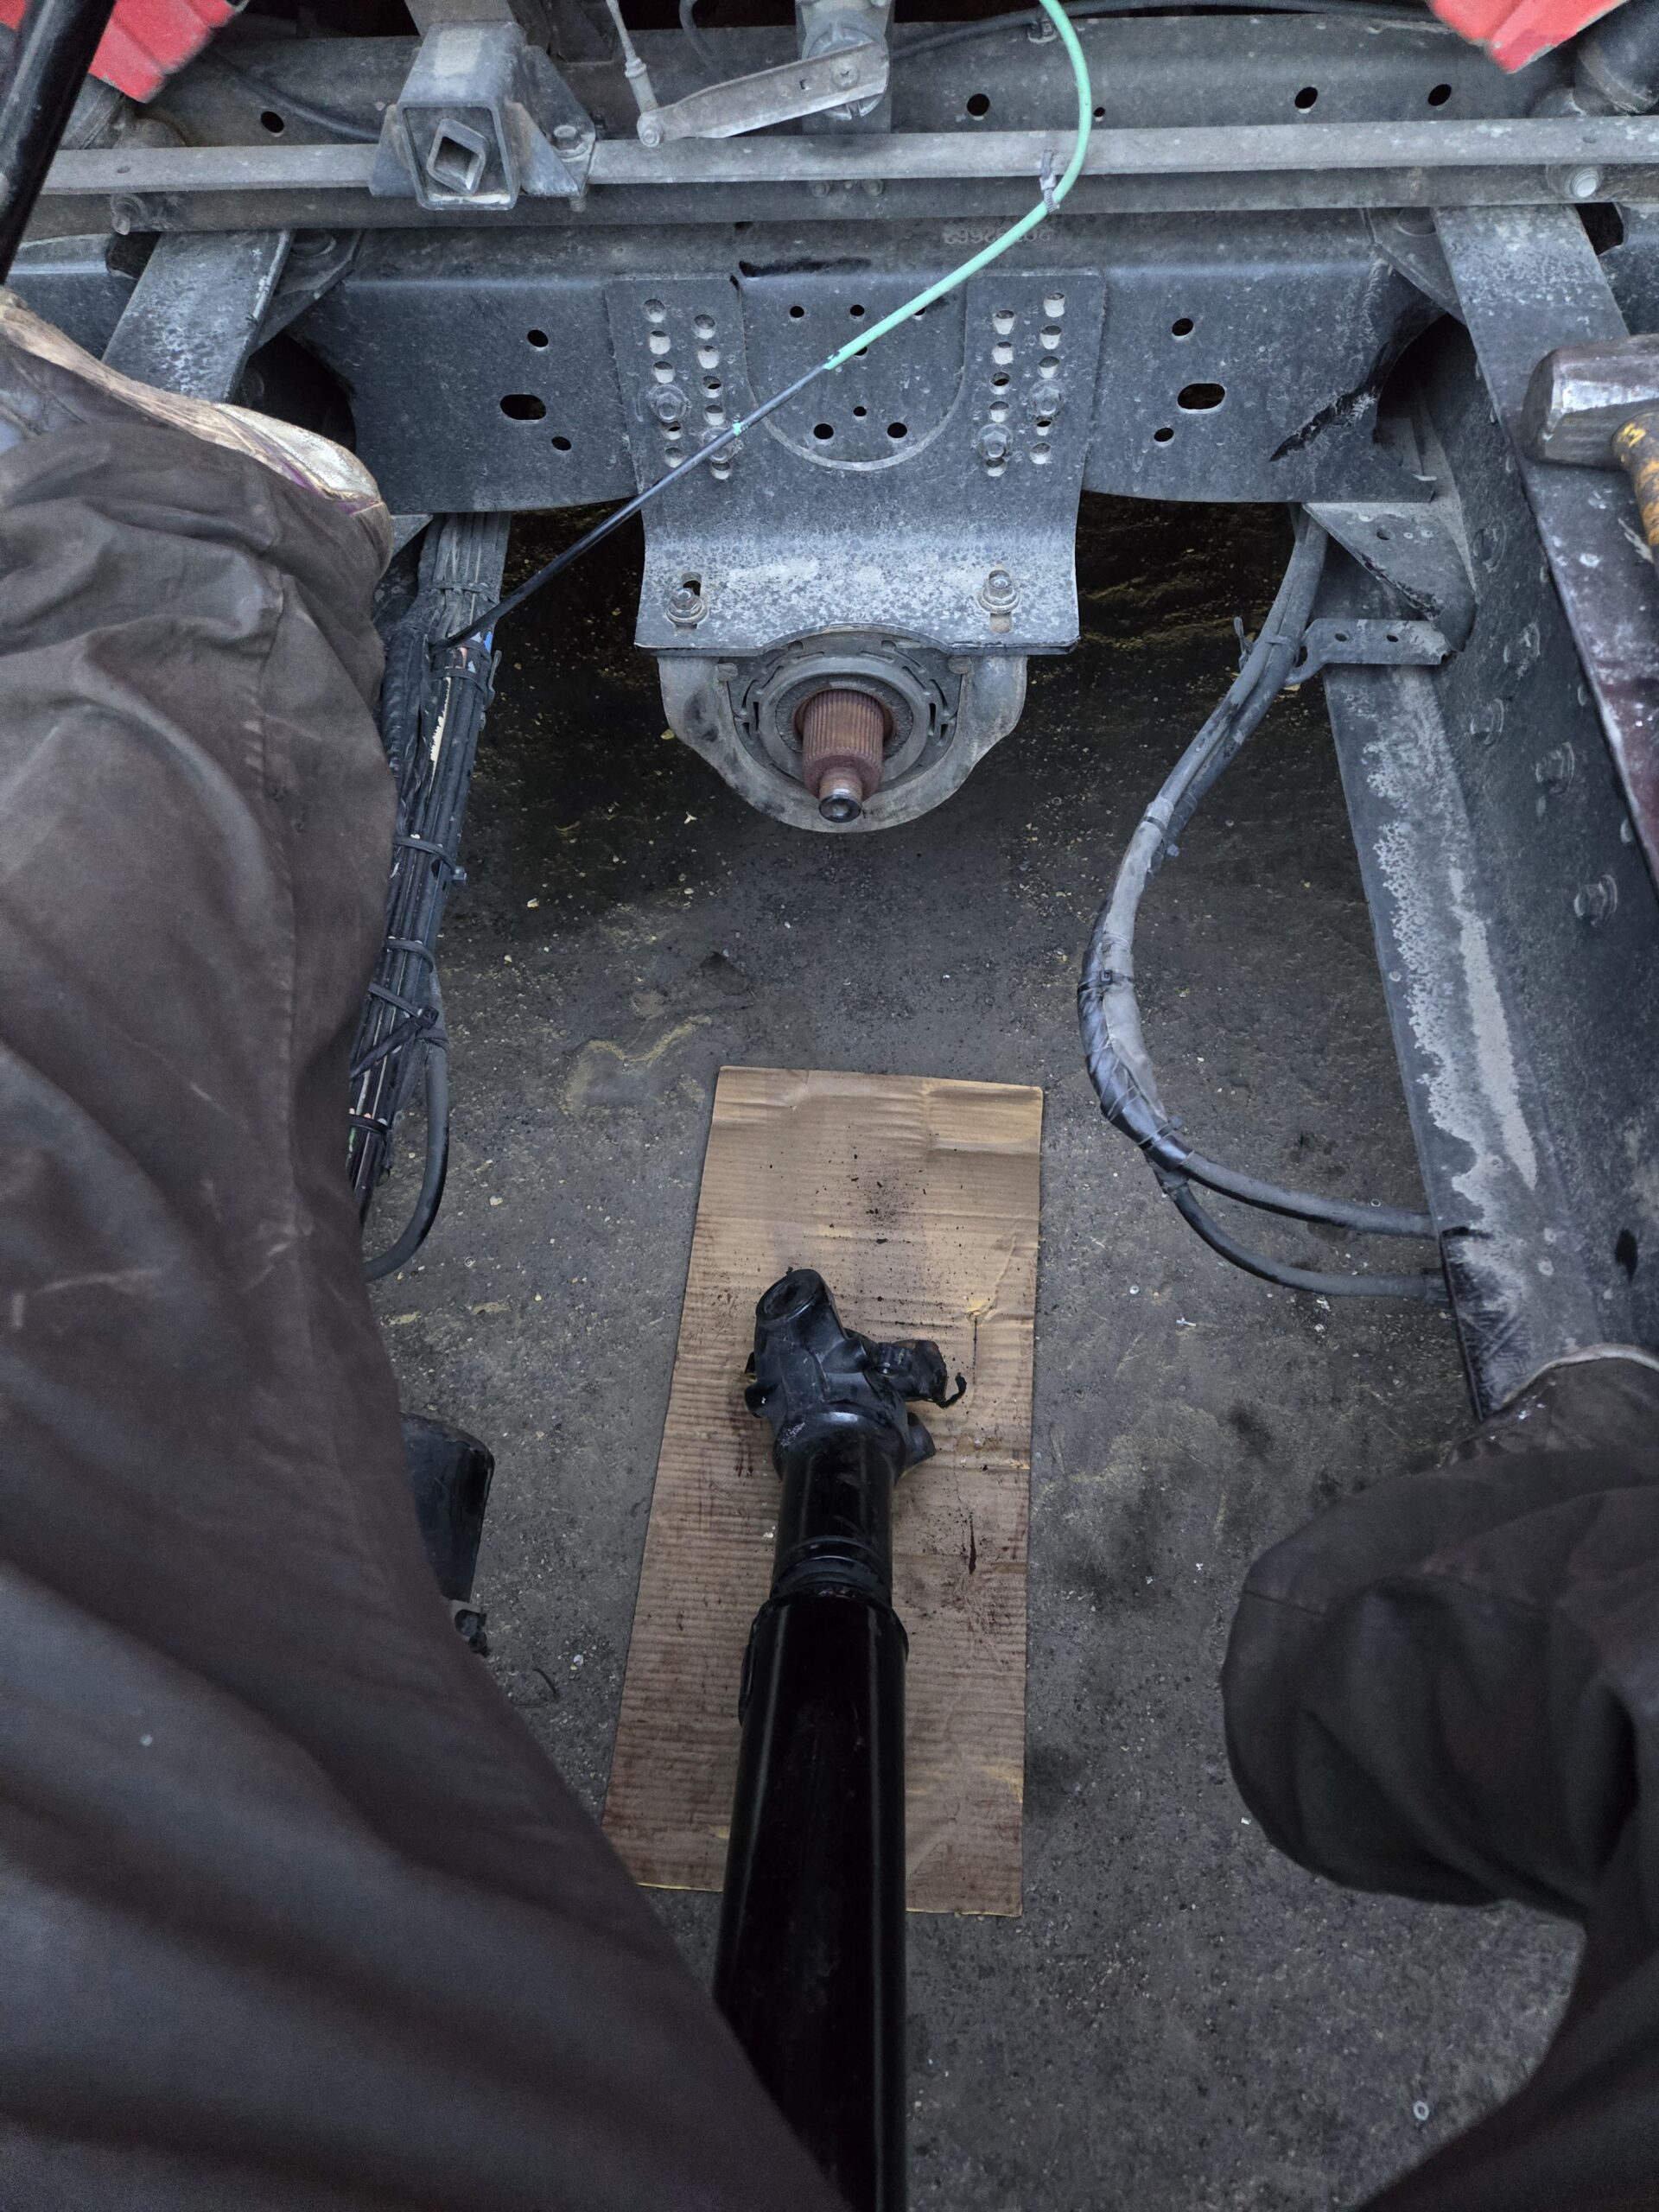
[1558,163,1602,200]
[637,112,664,147]
[651,385,687,425]
[976,423,1012,464]
[979,566,1018,613]
[110,194,144,235]
[666,581,707,626]
[1535,743,1576,791]
[553,123,584,149]
[1573,874,1618,925]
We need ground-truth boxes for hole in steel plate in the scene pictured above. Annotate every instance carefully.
[887,421,908,438]
[1427,81,1452,105]
[261,110,285,134]
[550,434,572,450]
[813,422,835,440]
[849,303,866,318]
[1294,85,1318,108]
[966,91,991,117]
[1177,382,1225,410]
[1171,315,1194,337]
[526,327,549,347]
[853,404,868,416]
[1617,1227,1639,1277]
[1153,426,1174,443]
[1092,103,1105,120]
[500,394,547,420]
[1376,525,1392,540]
[789,303,805,319]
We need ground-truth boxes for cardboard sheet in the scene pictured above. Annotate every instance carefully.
[603,1065,1042,1918]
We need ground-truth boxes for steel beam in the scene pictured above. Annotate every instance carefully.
[1438,203,1659,884]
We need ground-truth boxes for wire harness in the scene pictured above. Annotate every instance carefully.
[1077,512,1447,1301]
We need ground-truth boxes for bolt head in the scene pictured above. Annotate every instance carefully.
[976,423,1012,462]
[553,123,583,149]
[637,113,664,147]
[979,564,1018,612]
[651,385,686,424]
[1573,874,1616,924]
[666,582,706,625]
[1566,164,1601,200]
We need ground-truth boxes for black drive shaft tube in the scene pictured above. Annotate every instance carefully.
[715,1268,959,2212]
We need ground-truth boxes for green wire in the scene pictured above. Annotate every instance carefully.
[448,0,1094,642]
[817,0,1093,378]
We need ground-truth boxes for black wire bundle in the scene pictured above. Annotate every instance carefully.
[350,520,507,1279]
[1077,511,1447,1301]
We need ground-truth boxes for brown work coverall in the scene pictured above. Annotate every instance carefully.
[1,414,1656,2209]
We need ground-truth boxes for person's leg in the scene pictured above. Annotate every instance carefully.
[0,298,839,2212]
[1224,1347,1659,2211]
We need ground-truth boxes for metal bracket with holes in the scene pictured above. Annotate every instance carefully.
[1294,616,1452,681]
[369,23,593,211]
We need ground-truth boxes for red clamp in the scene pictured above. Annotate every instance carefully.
[0,0,240,101]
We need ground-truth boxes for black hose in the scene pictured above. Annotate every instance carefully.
[1176,1149,1434,1238]
[364,1013,450,1281]
[0,0,120,280]
[196,52,380,143]
[1078,511,1445,1296]
[1160,1171,1447,1302]
[895,0,1444,65]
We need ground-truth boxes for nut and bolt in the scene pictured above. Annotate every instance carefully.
[665,580,707,626]
[979,566,1019,613]
[651,385,687,425]
[976,423,1012,464]
[1561,164,1602,200]
[110,194,144,235]
[637,112,664,147]
[553,123,584,149]
[1573,874,1618,925]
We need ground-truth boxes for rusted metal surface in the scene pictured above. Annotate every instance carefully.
[798,686,888,822]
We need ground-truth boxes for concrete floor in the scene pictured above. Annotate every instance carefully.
[371,495,1579,2209]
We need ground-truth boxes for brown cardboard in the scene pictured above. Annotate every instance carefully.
[602,1065,1042,1917]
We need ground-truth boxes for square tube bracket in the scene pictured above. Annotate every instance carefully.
[370,22,594,212]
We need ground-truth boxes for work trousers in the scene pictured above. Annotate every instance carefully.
[1,416,1656,2209]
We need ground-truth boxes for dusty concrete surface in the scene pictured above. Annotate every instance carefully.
[371,496,1578,2210]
